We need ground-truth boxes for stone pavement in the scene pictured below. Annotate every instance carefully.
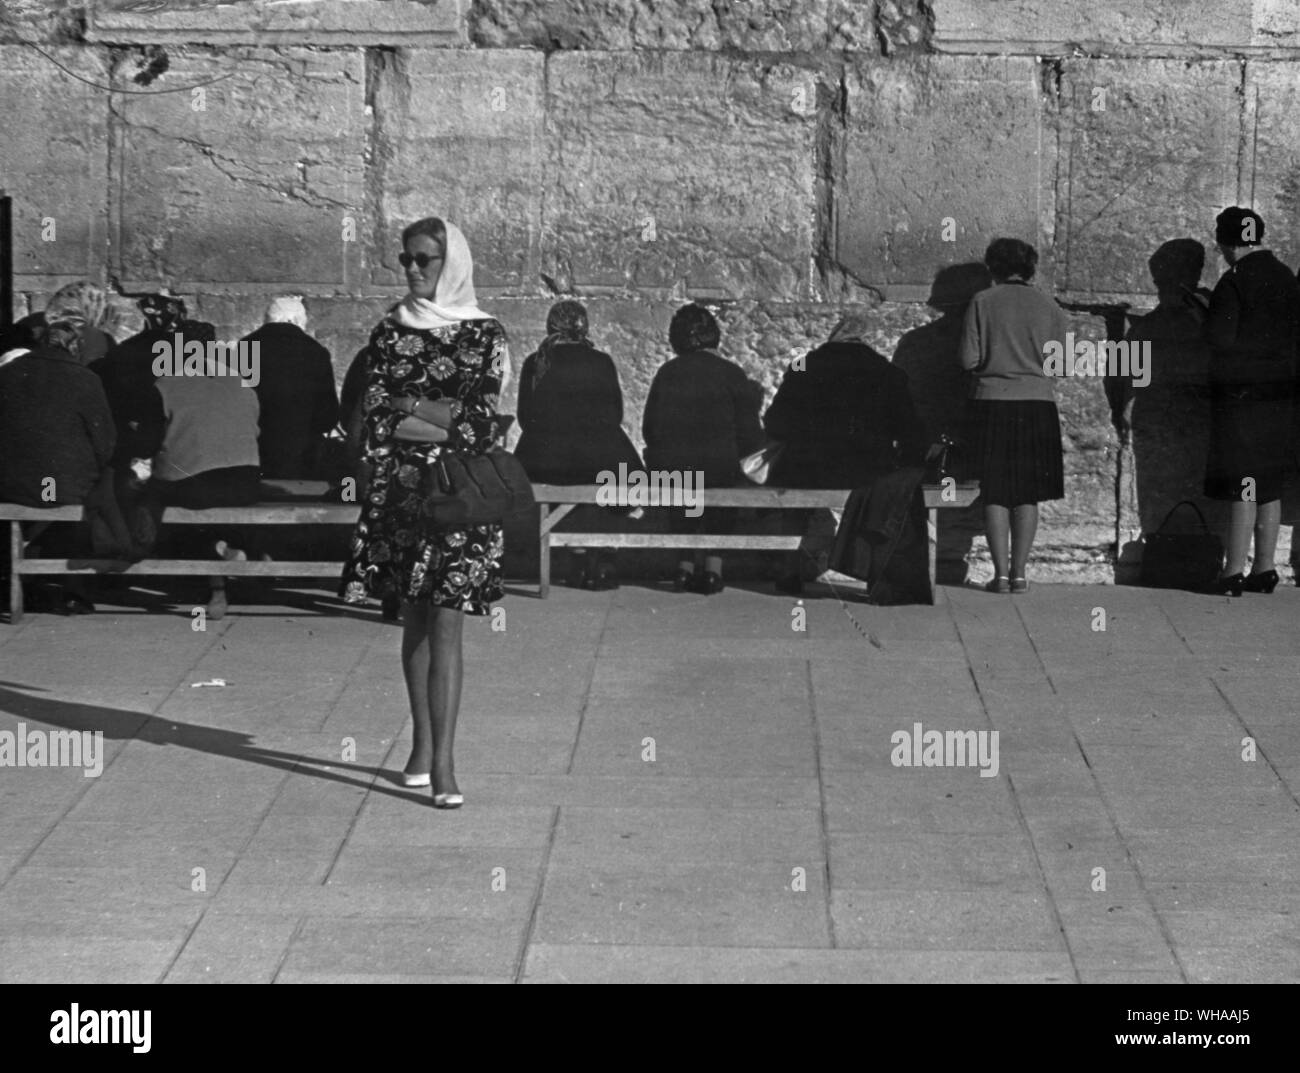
[0,577,1298,984]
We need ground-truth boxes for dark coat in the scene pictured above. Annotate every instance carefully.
[246,322,340,479]
[515,341,642,484]
[89,329,169,465]
[1206,250,1300,389]
[763,340,927,488]
[642,348,765,487]
[0,347,116,506]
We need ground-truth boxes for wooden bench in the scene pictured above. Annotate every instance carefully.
[2,480,357,623]
[533,481,981,604]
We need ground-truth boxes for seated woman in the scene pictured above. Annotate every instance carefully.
[515,300,642,589]
[143,319,263,619]
[763,311,928,594]
[642,303,765,595]
[0,284,124,613]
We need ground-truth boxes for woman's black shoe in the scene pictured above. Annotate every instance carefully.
[1212,572,1245,597]
[689,571,725,595]
[1242,569,1279,594]
[775,574,804,596]
[672,568,694,592]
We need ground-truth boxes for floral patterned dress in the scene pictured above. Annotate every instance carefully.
[340,314,509,615]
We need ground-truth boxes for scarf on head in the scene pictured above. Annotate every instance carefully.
[394,220,492,330]
[534,300,589,386]
[43,281,108,363]
[139,293,188,333]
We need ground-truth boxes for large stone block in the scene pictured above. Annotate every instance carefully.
[0,47,109,285]
[88,0,464,45]
[837,56,1044,298]
[468,1,879,52]
[1255,1,1300,47]
[1245,62,1300,273]
[1055,60,1240,300]
[370,49,543,293]
[932,1,1254,52]
[111,49,366,290]
[544,53,819,300]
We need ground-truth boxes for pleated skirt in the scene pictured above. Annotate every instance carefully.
[965,399,1065,507]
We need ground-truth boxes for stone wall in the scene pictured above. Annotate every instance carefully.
[4,1,1300,582]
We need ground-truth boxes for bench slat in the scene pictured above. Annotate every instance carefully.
[19,559,344,577]
[531,483,980,509]
[549,534,807,550]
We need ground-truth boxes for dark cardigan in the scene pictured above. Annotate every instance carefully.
[642,348,765,488]
[245,322,340,479]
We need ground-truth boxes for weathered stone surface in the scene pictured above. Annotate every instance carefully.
[372,49,543,293]
[544,53,820,299]
[0,0,83,42]
[875,0,933,55]
[0,47,109,284]
[469,1,880,52]
[112,49,366,289]
[1055,60,1241,299]
[1255,0,1300,47]
[88,0,464,45]
[933,1,1254,52]
[1245,62,1300,275]
[837,56,1044,297]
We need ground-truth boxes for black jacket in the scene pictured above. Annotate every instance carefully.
[763,341,927,488]
[1206,250,1300,390]
[0,347,116,506]
[515,341,642,483]
[90,329,169,465]
[246,323,340,479]
[642,349,765,487]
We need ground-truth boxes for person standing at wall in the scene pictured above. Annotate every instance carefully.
[1201,207,1300,595]
[960,238,1069,594]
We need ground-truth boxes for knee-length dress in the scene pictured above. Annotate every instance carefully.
[339,314,509,615]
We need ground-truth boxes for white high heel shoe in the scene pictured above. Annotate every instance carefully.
[402,772,430,788]
[432,792,464,809]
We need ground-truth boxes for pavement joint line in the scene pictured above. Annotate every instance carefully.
[804,659,837,948]
[564,591,614,775]
[1009,599,1189,984]
[269,914,308,985]
[512,804,561,984]
[952,599,1081,982]
[0,616,237,894]
[1208,676,1300,814]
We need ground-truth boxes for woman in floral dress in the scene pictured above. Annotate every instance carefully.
[340,218,510,808]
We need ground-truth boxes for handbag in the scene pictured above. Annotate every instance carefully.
[1139,501,1224,592]
[424,447,536,530]
[741,441,785,485]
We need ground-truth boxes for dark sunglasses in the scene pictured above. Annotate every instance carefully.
[398,252,443,270]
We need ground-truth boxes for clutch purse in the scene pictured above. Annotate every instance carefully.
[741,441,785,485]
[424,447,536,530]
[1139,501,1224,592]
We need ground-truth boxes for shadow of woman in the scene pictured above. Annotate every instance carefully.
[0,680,424,802]
[892,263,991,585]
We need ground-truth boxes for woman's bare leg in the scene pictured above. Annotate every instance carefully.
[1010,503,1039,580]
[1225,500,1256,576]
[400,601,434,778]
[984,505,1010,579]
[1252,499,1281,574]
[428,604,465,797]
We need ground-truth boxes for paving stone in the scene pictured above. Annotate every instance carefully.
[278,917,523,979]
[831,889,1065,951]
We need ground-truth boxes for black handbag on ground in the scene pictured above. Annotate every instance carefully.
[1139,501,1224,592]
[425,447,535,530]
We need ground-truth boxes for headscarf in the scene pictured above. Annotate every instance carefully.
[42,281,108,362]
[266,295,307,329]
[1215,207,1264,249]
[828,310,875,345]
[138,293,188,333]
[668,303,721,356]
[533,300,589,385]
[394,220,492,330]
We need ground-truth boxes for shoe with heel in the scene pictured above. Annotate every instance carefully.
[1242,569,1279,594]
[1212,572,1245,597]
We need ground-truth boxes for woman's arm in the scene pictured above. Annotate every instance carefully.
[448,321,508,451]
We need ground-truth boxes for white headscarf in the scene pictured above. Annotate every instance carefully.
[266,295,307,329]
[394,220,493,330]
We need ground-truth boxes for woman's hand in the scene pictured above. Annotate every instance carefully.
[387,395,461,429]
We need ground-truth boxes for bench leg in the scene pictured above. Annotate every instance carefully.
[928,507,938,606]
[9,521,22,624]
[539,505,551,599]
